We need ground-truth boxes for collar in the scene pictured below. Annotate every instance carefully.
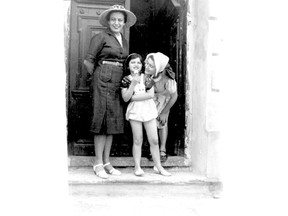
[152,73,163,82]
[105,28,123,37]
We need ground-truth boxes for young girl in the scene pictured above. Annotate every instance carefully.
[121,53,171,176]
[145,52,178,163]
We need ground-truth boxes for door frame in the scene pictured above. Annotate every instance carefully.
[65,0,221,177]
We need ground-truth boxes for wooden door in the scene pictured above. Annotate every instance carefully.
[67,0,131,156]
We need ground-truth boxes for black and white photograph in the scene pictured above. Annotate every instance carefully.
[1,0,288,215]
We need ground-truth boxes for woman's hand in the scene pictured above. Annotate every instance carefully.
[83,60,94,75]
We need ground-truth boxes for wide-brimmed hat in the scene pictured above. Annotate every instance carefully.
[99,5,137,28]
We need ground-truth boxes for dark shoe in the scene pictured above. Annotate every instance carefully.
[147,153,153,161]
[160,151,168,162]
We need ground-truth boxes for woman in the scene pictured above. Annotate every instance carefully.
[83,5,137,179]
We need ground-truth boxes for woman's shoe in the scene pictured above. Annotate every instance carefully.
[160,151,168,162]
[134,168,145,177]
[93,164,108,179]
[103,162,121,176]
[153,166,171,176]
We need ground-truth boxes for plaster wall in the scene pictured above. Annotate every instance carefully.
[186,0,221,178]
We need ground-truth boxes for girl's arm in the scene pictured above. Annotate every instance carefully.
[131,86,155,101]
[160,91,178,114]
[161,80,178,114]
[157,83,178,126]
[121,79,138,102]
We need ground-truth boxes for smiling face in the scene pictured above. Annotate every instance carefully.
[144,57,156,76]
[108,12,125,34]
[128,57,142,75]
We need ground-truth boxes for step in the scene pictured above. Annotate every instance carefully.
[68,167,222,198]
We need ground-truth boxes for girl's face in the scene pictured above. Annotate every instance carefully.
[129,57,142,75]
[144,57,156,75]
[108,12,125,34]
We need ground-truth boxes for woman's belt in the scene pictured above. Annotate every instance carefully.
[102,60,123,67]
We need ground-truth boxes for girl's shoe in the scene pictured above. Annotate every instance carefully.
[153,166,172,176]
[103,162,121,176]
[93,164,108,179]
[147,153,153,161]
[134,168,145,177]
[160,151,168,162]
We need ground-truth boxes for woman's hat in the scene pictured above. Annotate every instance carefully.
[99,5,137,28]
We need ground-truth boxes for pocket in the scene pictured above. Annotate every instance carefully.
[98,65,112,82]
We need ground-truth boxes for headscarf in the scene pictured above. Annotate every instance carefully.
[145,52,169,77]
[145,52,175,80]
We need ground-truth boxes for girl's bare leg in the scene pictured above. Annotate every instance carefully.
[159,126,168,153]
[130,120,144,172]
[144,119,162,170]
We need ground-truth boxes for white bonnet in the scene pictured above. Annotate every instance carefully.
[145,52,169,76]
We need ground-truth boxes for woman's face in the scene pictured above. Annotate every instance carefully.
[144,57,156,75]
[129,57,142,75]
[108,12,125,34]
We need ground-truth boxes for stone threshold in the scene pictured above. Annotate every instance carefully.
[68,155,189,167]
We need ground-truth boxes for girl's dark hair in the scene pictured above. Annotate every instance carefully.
[106,11,127,23]
[123,53,144,76]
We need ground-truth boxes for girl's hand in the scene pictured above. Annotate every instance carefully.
[131,74,141,84]
[157,112,169,126]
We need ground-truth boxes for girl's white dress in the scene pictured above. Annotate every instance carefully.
[125,74,158,122]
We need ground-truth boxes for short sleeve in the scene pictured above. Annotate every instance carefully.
[85,33,104,64]
[165,79,177,93]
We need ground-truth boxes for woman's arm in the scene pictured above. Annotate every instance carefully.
[83,33,104,75]
[84,60,94,75]
[131,87,155,102]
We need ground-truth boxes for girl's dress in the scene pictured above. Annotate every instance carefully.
[125,74,158,122]
[153,74,177,128]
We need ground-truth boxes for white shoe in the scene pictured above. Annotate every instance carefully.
[93,164,108,179]
[134,168,145,176]
[103,162,121,176]
[153,166,171,176]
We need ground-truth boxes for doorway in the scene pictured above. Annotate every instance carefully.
[129,0,186,158]
[67,0,186,164]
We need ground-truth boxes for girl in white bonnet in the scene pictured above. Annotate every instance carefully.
[145,52,178,163]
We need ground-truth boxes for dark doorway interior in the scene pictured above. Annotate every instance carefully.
[127,0,185,157]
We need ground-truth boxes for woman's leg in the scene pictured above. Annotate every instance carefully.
[103,135,113,164]
[93,135,106,165]
[129,120,144,172]
[143,119,162,170]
